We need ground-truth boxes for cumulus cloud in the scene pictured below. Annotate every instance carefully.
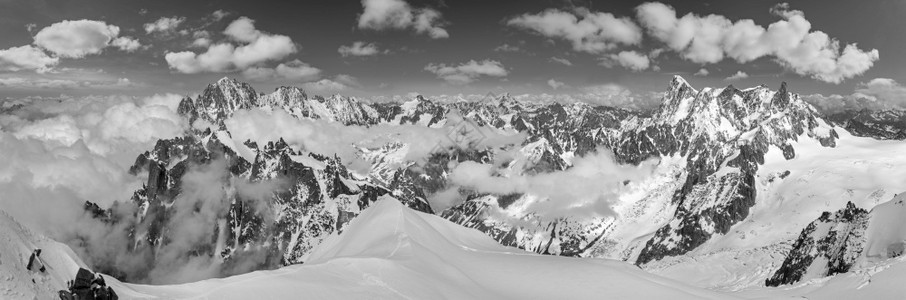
[507,8,642,54]
[0,45,59,72]
[165,17,297,74]
[449,148,658,219]
[694,68,709,76]
[211,10,230,21]
[855,78,906,107]
[241,60,322,82]
[357,0,449,39]
[33,19,123,58]
[635,2,879,83]
[424,60,508,85]
[550,57,573,66]
[223,17,263,42]
[725,71,749,81]
[0,94,186,207]
[338,41,385,57]
[493,44,522,53]
[144,16,186,34]
[111,36,141,52]
[298,74,362,94]
[607,50,650,71]
[300,79,351,94]
[547,79,566,90]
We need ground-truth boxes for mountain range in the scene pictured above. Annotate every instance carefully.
[79,75,906,290]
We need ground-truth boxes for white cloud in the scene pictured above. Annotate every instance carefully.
[449,149,658,219]
[0,75,138,90]
[273,61,322,81]
[190,31,212,48]
[296,75,360,94]
[608,50,650,71]
[165,17,297,73]
[2,94,185,157]
[856,78,906,106]
[424,60,508,85]
[507,8,642,54]
[333,74,361,87]
[144,16,186,34]
[694,68,709,76]
[494,44,521,52]
[547,79,566,89]
[357,0,449,39]
[211,10,230,21]
[0,45,58,73]
[223,17,262,43]
[301,79,351,94]
[635,2,878,83]
[338,41,384,57]
[805,78,906,112]
[550,57,573,66]
[111,36,141,52]
[33,19,122,58]
[241,59,322,82]
[191,37,212,48]
[0,77,80,89]
[725,71,749,81]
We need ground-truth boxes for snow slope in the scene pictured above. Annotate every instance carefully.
[646,130,906,290]
[861,193,906,265]
[109,197,736,299]
[735,256,906,300]
[0,209,89,299]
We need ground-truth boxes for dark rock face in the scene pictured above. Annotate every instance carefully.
[827,109,906,140]
[765,202,869,286]
[191,78,259,126]
[119,130,434,272]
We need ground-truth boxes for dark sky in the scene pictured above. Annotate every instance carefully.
[0,0,903,102]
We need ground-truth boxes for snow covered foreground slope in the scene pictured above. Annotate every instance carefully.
[108,197,734,300]
[0,210,89,299]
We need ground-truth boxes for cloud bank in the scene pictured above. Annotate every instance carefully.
[357,0,449,39]
[449,148,658,219]
[635,2,878,83]
[165,17,298,74]
[424,60,508,85]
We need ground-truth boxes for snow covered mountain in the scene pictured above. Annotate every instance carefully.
[105,197,737,299]
[827,109,906,140]
[76,76,906,290]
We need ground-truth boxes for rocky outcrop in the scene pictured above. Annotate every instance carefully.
[765,202,869,286]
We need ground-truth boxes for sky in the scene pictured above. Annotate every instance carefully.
[1,0,905,110]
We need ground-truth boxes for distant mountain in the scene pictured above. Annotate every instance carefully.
[827,109,906,140]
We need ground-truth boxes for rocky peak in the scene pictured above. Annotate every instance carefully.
[191,77,259,126]
[261,86,307,108]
